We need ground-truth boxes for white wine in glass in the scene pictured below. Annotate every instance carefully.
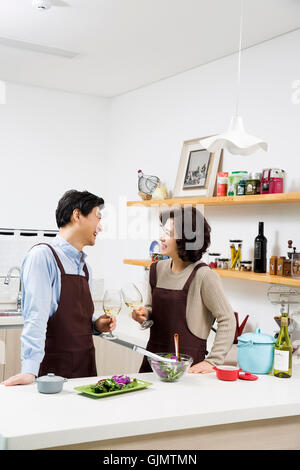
[121,283,153,330]
[102,289,122,340]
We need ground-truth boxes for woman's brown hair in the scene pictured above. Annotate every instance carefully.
[159,206,211,262]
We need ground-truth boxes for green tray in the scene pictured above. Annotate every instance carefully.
[74,379,152,399]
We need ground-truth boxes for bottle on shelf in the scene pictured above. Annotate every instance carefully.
[273,315,292,378]
[254,222,267,273]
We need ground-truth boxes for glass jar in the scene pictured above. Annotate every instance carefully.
[208,253,221,269]
[246,172,262,195]
[292,253,300,279]
[229,240,243,270]
[240,260,252,272]
[227,171,248,196]
[219,258,230,269]
[237,179,246,196]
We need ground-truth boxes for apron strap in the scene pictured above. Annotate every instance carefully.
[182,262,208,293]
[31,243,89,280]
[83,263,89,281]
[150,260,209,293]
[149,261,158,292]
[31,243,66,275]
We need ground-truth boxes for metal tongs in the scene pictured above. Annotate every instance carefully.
[102,337,177,363]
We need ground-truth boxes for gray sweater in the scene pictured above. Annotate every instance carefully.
[145,259,236,366]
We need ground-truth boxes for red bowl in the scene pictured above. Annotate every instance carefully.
[213,365,242,381]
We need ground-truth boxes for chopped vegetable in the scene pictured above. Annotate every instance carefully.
[92,375,137,394]
[151,353,190,382]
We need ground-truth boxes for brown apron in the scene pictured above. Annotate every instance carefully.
[37,244,97,379]
[139,261,208,373]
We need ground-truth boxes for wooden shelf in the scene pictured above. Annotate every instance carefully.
[124,259,152,267]
[123,259,300,287]
[213,268,300,287]
[127,192,300,207]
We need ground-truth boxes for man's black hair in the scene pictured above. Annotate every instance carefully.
[56,190,104,228]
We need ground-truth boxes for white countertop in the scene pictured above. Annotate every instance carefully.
[0,315,23,328]
[1,365,300,450]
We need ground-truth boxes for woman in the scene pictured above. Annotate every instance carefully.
[132,206,236,374]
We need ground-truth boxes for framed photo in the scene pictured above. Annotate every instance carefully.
[173,136,222,198]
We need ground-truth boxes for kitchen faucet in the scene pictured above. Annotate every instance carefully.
[4,266,22,313]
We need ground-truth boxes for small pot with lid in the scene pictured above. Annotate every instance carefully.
[237,328,275,374]
[36,373,67,394]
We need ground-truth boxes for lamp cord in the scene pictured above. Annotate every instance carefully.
[235,0,244,117]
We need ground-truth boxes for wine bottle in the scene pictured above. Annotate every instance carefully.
[254,221,267,273]
[273,316,292,378]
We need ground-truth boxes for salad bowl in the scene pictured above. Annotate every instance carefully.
[148,353,193,382]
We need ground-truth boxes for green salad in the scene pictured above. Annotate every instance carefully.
[92,375,137,394]
[151,353,189,382]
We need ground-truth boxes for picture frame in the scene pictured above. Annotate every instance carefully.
[173,136,222,198]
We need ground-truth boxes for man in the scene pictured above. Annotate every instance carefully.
[2,189,115,386]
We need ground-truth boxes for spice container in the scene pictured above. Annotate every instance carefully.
[237,179,246,196]
[292,253,300,279]
[277,257,286,276]
[227,171,248,196]
[229,240,242,270]
[283,260,291,277]
[245,172,262,195]
[269,256,278,275]
[240,261,252,272]
[218,258,230,269]
[208,253,221,269]
[217,172,228,197]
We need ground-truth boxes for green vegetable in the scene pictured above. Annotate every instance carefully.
[152,354,187,382]
[91,376,137,394]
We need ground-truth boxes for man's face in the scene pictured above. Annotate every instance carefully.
[79,206,103,246]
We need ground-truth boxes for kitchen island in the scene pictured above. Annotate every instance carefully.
[1,365,300,450]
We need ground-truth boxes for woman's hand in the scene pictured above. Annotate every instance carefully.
[188,360,215,374]
[131,307,148,324]
[95,314,117,333]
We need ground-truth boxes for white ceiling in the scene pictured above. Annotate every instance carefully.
[0,0,299,98]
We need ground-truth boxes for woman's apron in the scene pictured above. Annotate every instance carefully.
[139,261,208,373]
[37,244,97,379]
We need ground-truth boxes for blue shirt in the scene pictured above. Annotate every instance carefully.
[21,235,100,376]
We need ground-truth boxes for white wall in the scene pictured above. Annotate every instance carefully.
[100,29,300,336]
[0,82,109,281]
[0,82,109,230]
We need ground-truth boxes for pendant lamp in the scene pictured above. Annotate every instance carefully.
[201,0,268,156]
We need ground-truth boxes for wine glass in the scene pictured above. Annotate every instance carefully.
[102,289,122,340]
[121,283,154,330]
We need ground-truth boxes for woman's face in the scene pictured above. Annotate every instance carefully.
[159,218,178,258]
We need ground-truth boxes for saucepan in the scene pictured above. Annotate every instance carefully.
[213,365,258,381]
[35,373,68,394]
[213,365,242,381]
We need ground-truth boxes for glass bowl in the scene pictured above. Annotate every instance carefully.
[147,353,193,382]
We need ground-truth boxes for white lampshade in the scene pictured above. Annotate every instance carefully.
[200,116,268,156]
